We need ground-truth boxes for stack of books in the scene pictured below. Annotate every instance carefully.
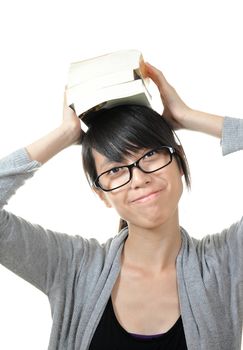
[65,49,152,124]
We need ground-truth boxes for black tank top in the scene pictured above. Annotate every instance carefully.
[89,297,188,349]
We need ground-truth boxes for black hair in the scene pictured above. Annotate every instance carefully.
[81,104,191,231]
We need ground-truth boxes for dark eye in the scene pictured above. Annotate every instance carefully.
[107,167,122,176]
[144,150,157,159]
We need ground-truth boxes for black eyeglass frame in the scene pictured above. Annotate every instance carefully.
[94,146,176,192]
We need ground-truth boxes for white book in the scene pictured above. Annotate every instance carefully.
[67,68,144,94]
[67,49,148,88]
[68,79,152,121]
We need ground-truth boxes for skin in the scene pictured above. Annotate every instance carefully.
[26,61,224,334]
[93,148,183,271]
[92,134,185,334]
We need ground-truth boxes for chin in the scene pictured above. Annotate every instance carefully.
[128,213,171,230]
[127,204,179,230]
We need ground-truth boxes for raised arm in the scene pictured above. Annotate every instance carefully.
[0,92,84,295]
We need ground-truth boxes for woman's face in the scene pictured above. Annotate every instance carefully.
[92,148,183,230]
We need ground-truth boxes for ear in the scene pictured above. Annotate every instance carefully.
[93,186,112,208]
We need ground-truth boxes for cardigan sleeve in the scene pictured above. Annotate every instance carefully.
[218,116,243,277]
[199,117,243,319]
[0,148,86,295]
[212,116,243,274]
[221,116,243,155]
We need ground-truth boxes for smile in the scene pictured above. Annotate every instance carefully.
[131,190,162,204]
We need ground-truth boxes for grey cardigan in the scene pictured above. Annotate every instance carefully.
[1,117,243,350]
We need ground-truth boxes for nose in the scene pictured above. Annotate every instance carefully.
[129,166,151,189]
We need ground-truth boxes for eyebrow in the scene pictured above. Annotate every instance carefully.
[99,159,122,171]
[98,147,151,172]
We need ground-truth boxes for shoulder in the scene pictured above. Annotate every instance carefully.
[180,219,243,273]
[70,227,128,264]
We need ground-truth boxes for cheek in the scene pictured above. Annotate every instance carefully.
[165,172,183,209]
[102,188,126,212]
[102,166,183,225]
[103,192,133,223]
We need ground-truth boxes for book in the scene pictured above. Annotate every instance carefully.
[65,49,152,123]
[69,79,152,118]
[67,49,148,88]
[67,68,144,96]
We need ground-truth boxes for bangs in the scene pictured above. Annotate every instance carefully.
[83,105,175,163]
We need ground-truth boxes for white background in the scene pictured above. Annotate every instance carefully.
[0,0,243,348]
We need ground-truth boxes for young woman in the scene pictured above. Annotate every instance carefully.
[0,62,242,350]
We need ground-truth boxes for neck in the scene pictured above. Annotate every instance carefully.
[123,211,182,274]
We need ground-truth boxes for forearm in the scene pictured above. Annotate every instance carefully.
[26,123,80,164]
[26,93,82,164]
[181,109,224,139]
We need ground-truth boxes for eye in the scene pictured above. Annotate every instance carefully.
[143,150,157,159]
[107,166,122,176]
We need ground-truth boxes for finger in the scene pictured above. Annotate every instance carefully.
[63,89,68,108]
[145,62,165,81]
[145,62,170,92]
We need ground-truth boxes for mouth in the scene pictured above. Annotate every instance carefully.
[131,190,162,204]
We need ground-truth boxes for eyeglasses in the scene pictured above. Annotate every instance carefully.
[94,146,175,192]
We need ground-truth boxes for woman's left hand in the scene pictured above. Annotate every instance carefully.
[145,62,223,138]
[145,62,192,129]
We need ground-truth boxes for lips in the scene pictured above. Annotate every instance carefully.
[131,190,162,204]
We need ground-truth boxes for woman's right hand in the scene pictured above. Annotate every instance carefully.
[62,90,83,145]
[26,91,83,164]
